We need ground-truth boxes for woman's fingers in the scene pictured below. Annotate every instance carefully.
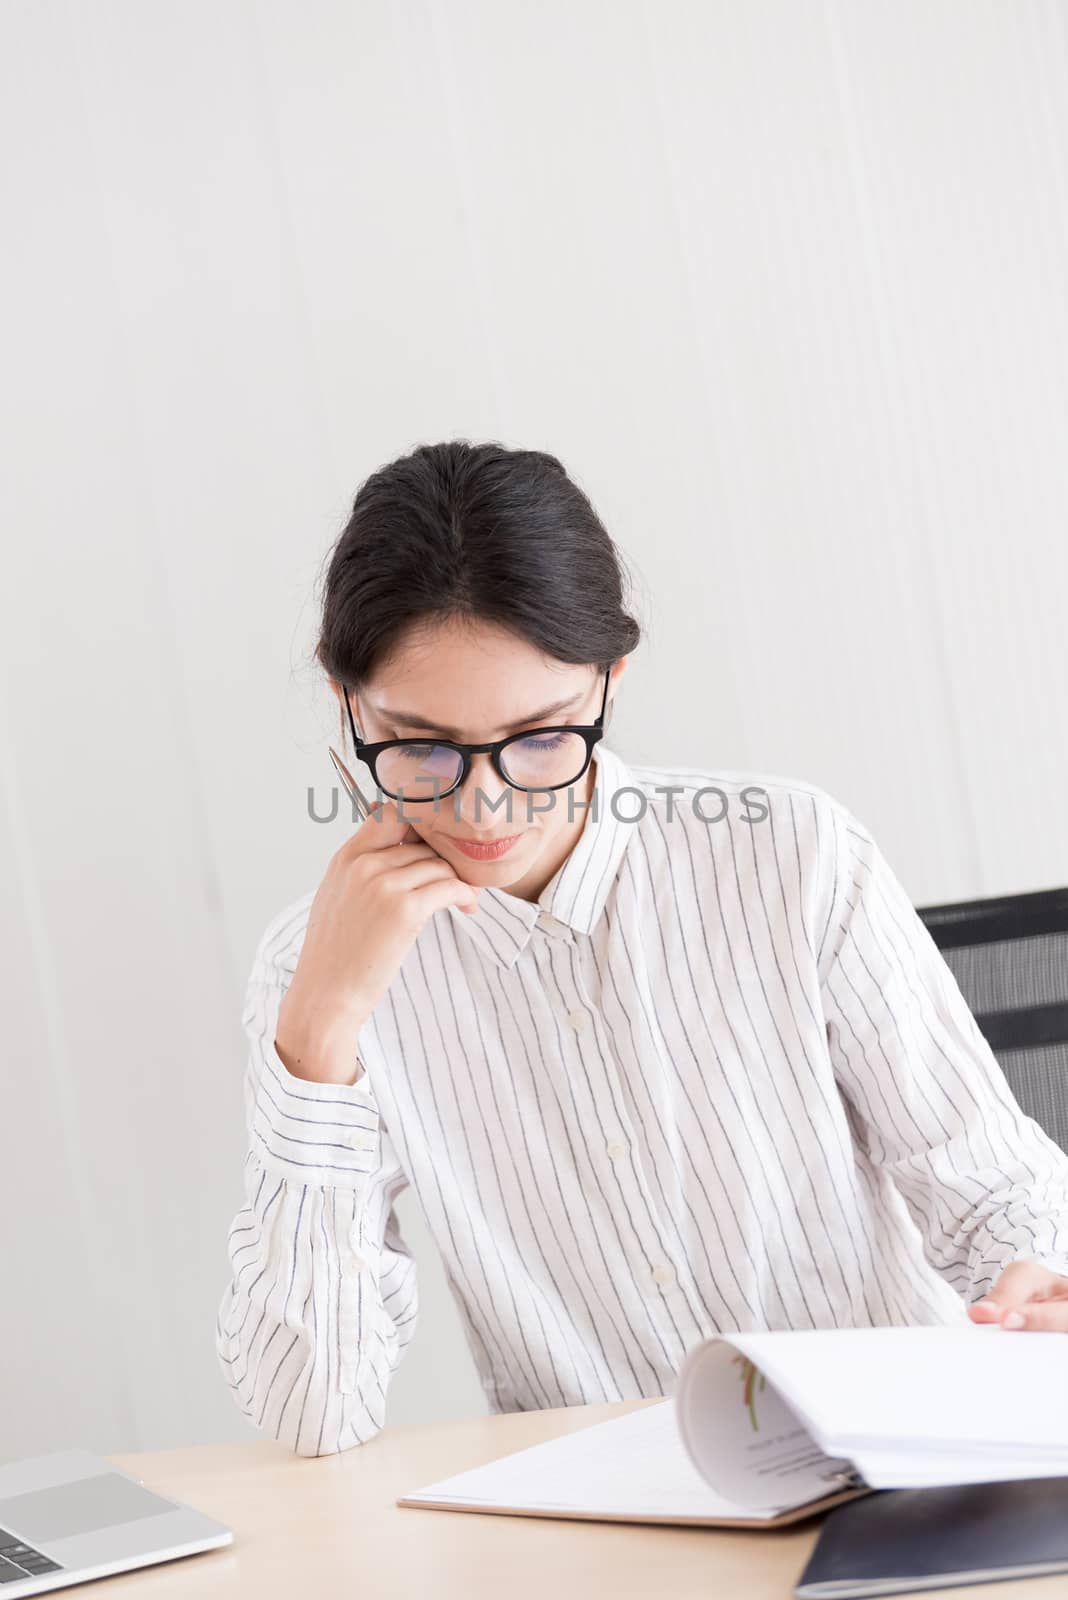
[968,1260,1068,1330]
[1001,1299,1068,1331]
[360,841,439,872]
[342,797,422,855]
[376,856,473,896]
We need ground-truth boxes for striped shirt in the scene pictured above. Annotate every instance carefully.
[215,742,1068,1457]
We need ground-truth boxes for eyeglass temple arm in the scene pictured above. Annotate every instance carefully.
[598,663,613,725]
[343,687,362,748]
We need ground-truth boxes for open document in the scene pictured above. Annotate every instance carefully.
[397,1325,1068,1528]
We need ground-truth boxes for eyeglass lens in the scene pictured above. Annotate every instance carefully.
[374,730,590,799]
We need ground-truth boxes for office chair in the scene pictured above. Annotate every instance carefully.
[916,887,1068,1155]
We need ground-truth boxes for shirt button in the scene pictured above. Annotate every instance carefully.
[653,1263,676,1287]
[566,1009,588,1032]
[606,1141,627,1160]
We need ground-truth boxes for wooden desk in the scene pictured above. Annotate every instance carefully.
[102,1398,1065,1600]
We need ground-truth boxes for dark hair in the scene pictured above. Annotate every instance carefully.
[316,440,642,731]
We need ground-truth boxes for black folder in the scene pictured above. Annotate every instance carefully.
[795,1477,1068,1597]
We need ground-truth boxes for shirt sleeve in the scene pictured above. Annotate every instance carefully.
[215,912,418,1455]
[817,802,1068,1302]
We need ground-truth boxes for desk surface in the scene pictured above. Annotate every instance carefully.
[103,1398,1065,1600]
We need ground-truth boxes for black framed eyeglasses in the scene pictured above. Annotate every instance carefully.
[343,666,612,803]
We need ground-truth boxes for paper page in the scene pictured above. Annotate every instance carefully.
[399,1397,808,1523]
[674,1336,855,1510]
[725,1325,1068,1464]
[847,1446,1068,1490]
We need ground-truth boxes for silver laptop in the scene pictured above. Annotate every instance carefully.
[0,1448,232,1594]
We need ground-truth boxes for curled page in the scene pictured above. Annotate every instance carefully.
[675,1335,858,1512]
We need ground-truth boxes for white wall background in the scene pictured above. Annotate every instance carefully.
[2,0,1067,1460]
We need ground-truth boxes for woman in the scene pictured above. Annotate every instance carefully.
[216,440,1068,1458]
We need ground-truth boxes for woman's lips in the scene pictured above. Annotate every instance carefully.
[445,833,523,861]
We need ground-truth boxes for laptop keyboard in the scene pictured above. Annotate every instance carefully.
[0,1530,63,1583]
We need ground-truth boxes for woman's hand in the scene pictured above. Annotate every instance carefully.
[967,1261,1068,1331]
[275,798,479,1083]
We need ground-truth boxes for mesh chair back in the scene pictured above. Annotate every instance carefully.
[917,888,1068,1154]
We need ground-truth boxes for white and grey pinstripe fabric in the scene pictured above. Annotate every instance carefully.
[215,743,1068,1456]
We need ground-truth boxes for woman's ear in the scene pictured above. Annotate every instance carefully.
[605,654,629,721]
[327,676,362,751]
[325,677,343,747]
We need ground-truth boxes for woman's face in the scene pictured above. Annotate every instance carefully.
[341,619,625,893]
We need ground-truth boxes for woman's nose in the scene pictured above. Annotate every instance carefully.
[453,752,517,829]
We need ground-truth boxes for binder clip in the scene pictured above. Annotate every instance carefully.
[820,1466,866,1489]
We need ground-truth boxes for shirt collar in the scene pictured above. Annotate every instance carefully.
[444,742,638,970]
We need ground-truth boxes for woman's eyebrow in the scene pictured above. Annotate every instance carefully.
[370,691,585,739]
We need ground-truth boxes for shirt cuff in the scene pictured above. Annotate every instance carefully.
[250,1033,382,1186]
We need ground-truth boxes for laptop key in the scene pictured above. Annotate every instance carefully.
[0,1522,63,1576]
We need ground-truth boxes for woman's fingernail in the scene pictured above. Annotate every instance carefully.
[1002,1311,1026,1329]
